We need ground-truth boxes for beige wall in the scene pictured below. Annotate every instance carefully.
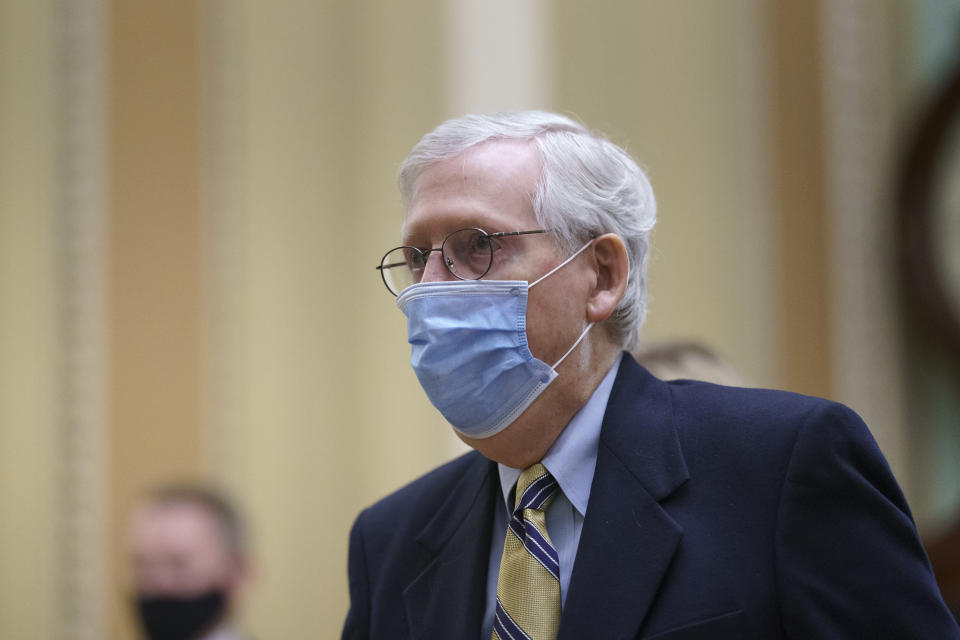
[0,1,933,638]
[0,1,60,637]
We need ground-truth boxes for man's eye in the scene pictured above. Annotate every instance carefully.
[474,235,499,252]
[403,249,428,270]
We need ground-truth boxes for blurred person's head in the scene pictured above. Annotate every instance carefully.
[634,340,745,386]
[128,483,250,640]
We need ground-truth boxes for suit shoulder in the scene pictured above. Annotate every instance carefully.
[661,379,877,473]
[623,354,852,435]
[666,379,855,432]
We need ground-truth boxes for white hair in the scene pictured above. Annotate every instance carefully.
[398,111,657,350]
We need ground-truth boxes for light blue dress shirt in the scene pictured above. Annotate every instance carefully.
[482,353,623,639]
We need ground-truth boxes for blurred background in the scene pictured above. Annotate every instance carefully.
[2,0,959,637]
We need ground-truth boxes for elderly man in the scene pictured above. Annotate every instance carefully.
[343,111,959,639]
[129,484,251,640]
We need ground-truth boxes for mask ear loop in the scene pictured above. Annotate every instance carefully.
[529,238,594,288]
[551,322,594,370]
[529,237,597,369]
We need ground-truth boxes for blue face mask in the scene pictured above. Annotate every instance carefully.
[396,241,593,439]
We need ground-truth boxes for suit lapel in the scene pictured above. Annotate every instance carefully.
[403,452,497,640]
[558,355,689,640]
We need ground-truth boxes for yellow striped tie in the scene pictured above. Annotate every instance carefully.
[492,463,561,640]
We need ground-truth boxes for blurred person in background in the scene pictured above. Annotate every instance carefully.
[129,484,252,640]
[633,340,745,387]
[342,110,959,639]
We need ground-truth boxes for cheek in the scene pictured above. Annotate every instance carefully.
[525,290,576,361]
[525,265,592,360]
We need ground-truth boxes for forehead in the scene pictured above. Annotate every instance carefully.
[130,502,224,554]
[403,139,541,242]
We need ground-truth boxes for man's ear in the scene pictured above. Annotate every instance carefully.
[586,233,629,324]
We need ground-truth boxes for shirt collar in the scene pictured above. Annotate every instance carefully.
[498,352,623,516]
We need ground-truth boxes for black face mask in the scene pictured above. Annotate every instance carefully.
[135,589,226,640]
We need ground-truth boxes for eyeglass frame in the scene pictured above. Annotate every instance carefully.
[375,228,552,296]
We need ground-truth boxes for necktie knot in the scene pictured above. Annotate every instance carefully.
[514,463,559,514]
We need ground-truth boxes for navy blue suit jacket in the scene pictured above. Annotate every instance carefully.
[343,354,959,638]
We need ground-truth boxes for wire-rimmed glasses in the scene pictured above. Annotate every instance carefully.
[376,228,550,296]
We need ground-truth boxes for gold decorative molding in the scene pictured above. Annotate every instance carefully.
[819,0,908,484]
[54,0,109,638]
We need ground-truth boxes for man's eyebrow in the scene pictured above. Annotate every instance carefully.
[399,229,428,248]
[402,218,487,245]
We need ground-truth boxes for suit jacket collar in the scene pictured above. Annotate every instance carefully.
[558,353,689,639]
[403,450,496,639]
[598,353,689,501]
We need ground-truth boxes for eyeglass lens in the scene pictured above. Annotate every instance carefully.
[379,228,495,295]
